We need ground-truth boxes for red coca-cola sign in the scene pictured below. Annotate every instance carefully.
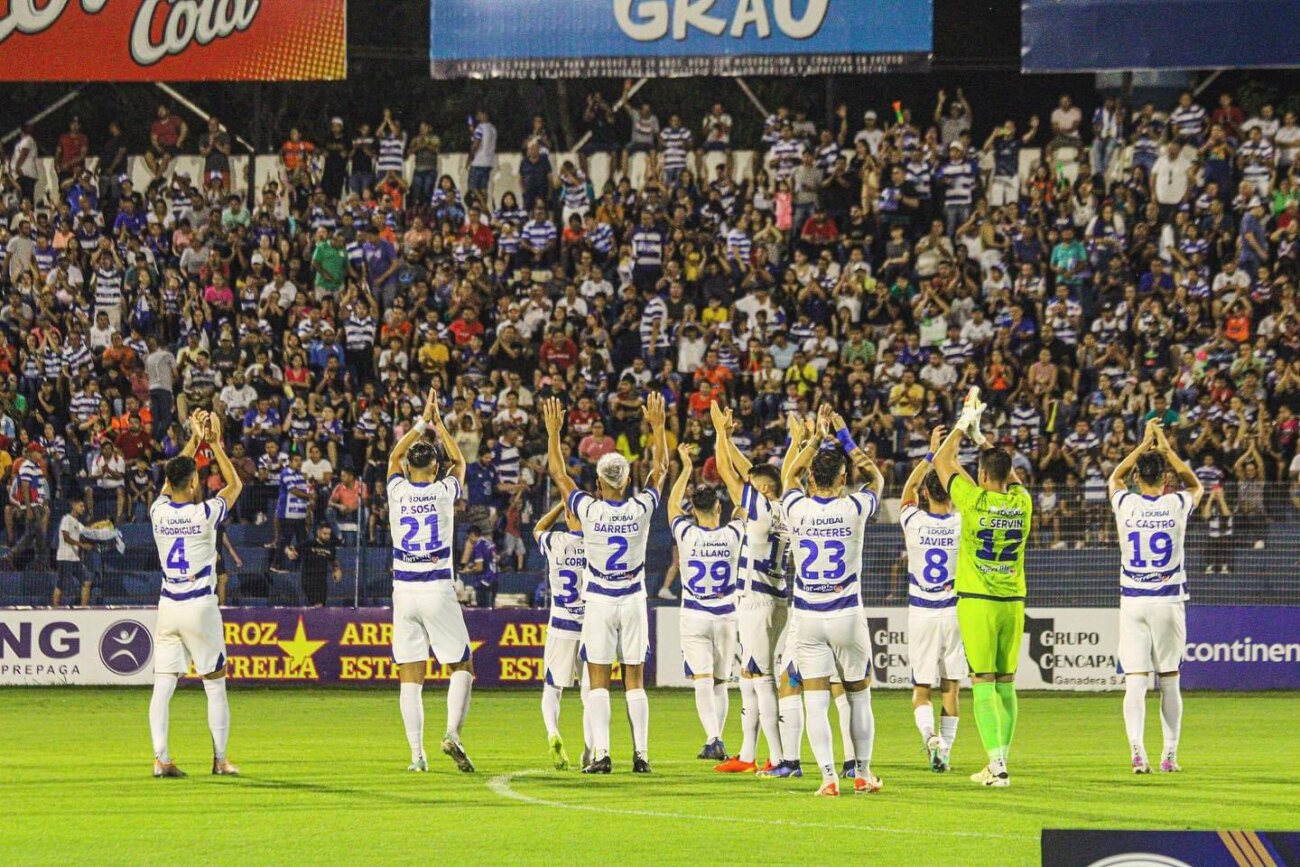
[0,0,346,81]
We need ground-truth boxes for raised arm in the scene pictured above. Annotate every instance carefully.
[645,391,670,493]
[902,426,945,506]
[543,397,577,500]
[532,501,565,544]
[932,423,973,491]
[709,402,744,506]
[1109,420,1156,498]
[430,390,466,490]
[1155,421,1204,509]
[782,414,820,494]
[667,444,693,522]
[161,411,205,497]
[387,386,438,481]
[205,413,244,509]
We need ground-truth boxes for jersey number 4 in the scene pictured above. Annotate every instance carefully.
[974,529,1023,562]
[166,538,189,572]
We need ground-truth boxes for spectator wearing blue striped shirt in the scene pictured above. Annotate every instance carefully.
[520,205,557,269]
[1169,92,1208,146]
[630,210,666,291]
[659,115,692,186]
[935,143,980,237]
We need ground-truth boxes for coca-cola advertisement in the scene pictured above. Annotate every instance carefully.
[0,0,346,81]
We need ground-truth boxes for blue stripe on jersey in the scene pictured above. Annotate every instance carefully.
[684,599,736,616]
[394,568,453,582]
[793,595,859,612]
[1121,583,1183,598]
[160,584,213,601]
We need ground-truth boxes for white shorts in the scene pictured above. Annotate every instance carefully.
[544,630,582,688]
[392,583,472,666]
[155,597,227,676]
[908,610,967,686]
[989,174,1020,207]
[580,596,648,666]
[681,612,737,680]
[792,612,873,683]
[738,597,788,676]
[1118,601,1186,674]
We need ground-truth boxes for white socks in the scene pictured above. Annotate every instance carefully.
[738,678,759,763]
[1123,675,1148,754]
[939,714,959,751]
[846,688,875,779]
[579,674,593,754]
[834,691,855,762]
[400,681,425,762]
[755,676,783,765]
[626,688,649,754]
[914,703,936,741]
[714,683,729,737]
[447,670,473,739]
[588,687,612,757]
[203,677,230,761]
[1159,675,1182,756]
[778,694,804,764]
[804,689,836,782]
[542,684,563,738]
[149,674,177,763]
[694,679,720,740]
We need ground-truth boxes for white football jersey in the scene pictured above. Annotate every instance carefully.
[672,516,743,617]
[538,529,586,634]
[901,504,961,615]
[1111,490,1193,603]
[782,488,878,617]
[150,494,228,604]
[568,487,659,600]
[738,482,790,599]
[388,475,460,586]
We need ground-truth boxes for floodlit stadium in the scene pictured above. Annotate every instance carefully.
[2,2,1299,865]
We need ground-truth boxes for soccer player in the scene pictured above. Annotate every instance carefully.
[781,406,885,797]
[708,403,800,777]
[542,393,669,774]
[668,443,743,761]
[932,390,1033,788]
[900,425,965,772]
[533,501,590,770]
[388,388,475,773]
[148,410,243,778]
[1108,420,1203,774]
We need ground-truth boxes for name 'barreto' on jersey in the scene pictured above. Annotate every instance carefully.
[568,487,660,600]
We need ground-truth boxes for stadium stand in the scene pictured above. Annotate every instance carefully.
[4,87,1300,609]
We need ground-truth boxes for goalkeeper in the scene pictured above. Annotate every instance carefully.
[932,388,1033,789]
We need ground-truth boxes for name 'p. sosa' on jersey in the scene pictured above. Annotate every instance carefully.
[388,475,461,585]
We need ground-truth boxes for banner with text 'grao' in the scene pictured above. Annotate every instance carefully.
[429,0,932,79]
[0,0,347,81]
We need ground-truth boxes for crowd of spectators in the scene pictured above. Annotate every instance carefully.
[4,84,1300,602]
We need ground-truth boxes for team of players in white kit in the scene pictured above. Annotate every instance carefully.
[145,390,1199,787]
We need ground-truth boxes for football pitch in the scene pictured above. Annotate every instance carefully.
[4,688,1295,866]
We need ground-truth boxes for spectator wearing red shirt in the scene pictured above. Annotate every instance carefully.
[280,127,316,173]
[448,307,485,346]
[463,207,496,254]
[566,396,600,437]
[1211,92,1246,142]
[688,380,720,418]
[538,329,578,371]
[114,415,154,463]
[578,420,617,466]
[55,117,89,189]
[146,104,187,178]
[800,207,840,252]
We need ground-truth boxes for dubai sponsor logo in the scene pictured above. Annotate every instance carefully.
[99,619,153,676]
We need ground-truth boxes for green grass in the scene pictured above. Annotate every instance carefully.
[2,688,1295,865]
